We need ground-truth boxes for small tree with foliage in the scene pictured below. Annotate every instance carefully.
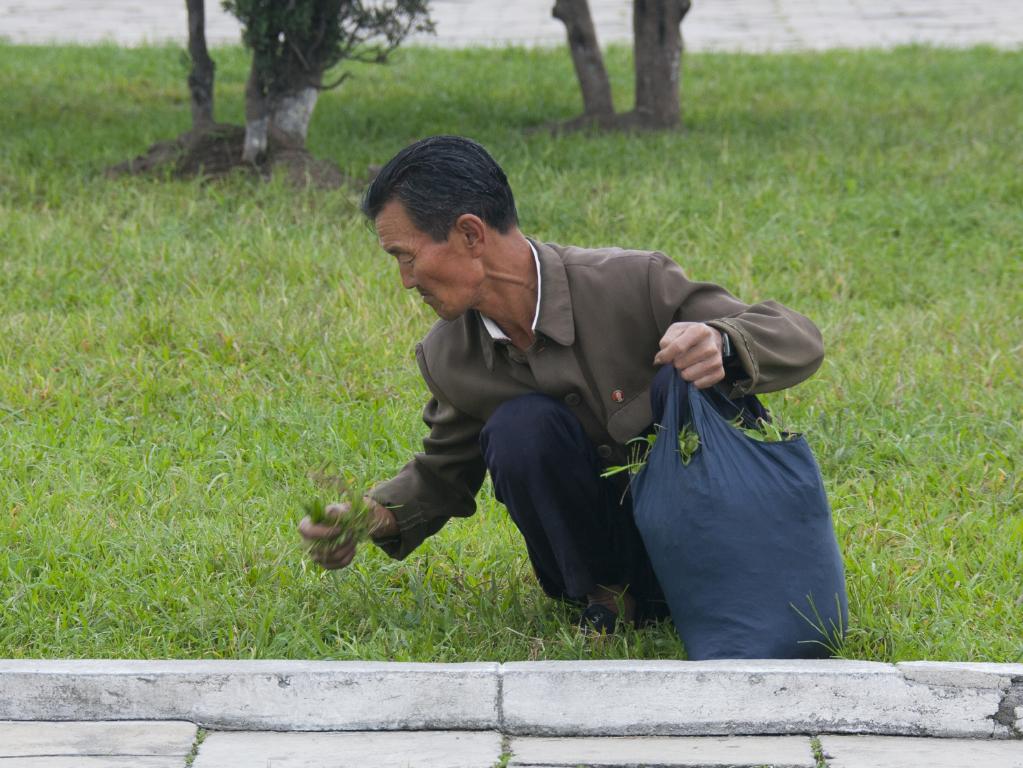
[225,0,432,163]
[113,0,431,184]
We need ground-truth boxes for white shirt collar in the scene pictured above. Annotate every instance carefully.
[480,241,542,342]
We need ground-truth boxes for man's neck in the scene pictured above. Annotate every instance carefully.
[475,230,538,351]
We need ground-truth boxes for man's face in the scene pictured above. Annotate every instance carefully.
[375,199,484,321]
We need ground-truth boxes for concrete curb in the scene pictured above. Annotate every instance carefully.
[0,660,1020,738]
[0,661,499,732]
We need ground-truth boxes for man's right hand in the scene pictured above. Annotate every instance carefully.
[299,502,359,570]
[298,498,399,571]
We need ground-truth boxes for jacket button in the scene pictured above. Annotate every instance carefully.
[564,393,581,406]
[597,444,613,459]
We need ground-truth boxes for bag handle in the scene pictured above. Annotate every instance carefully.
[663,373,742,453]
[700,384,756,427]
[649,372,695,469]
[663,370,701,437]
[662,373,774,466]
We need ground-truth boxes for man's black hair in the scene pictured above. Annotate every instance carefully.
[361,135,519,242]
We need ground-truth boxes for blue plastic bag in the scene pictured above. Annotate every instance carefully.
[631,374,848,660]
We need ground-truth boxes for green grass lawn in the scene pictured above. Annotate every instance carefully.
[0,43,1020,662]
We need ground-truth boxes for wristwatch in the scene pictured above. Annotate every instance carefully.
[720,330,736,363]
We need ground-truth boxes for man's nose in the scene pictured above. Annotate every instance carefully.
[399,263,416,290]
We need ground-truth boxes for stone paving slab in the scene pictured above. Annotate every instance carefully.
[191,730,504,768]
[0,720,197,757]
[499,660,1010,738]
[819,735,1023,768]
[0,759,184,768]
[508,735,816,767]
[0,0,1021,50]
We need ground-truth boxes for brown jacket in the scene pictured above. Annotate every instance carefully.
[370,241,824,559]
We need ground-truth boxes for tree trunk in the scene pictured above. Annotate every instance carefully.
[632,0,691,129]
[552,0,615,122]
[185,0,215,131]
[242,64,270,164]
[243,65,320,164]
[271,87,319,147]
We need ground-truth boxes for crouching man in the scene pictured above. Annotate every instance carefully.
[299,136,823,632]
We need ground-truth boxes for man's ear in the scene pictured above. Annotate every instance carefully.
[453,214,486,252]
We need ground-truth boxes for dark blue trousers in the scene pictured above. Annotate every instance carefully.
[479,366,768,624]
[479,371,676,623]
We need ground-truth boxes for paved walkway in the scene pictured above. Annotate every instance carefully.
[3,722,1023,767]
[1,0,1021,50]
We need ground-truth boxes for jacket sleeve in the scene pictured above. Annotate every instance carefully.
[368,343,487,560]
[647,254,825,399]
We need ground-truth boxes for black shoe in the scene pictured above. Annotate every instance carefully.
[578,603,619,635]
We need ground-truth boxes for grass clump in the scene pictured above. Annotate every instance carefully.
[603,414,789,478]
[302,472,377,547]
[602,433,659,478]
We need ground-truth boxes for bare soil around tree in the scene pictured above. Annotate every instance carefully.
[105,124,345,188]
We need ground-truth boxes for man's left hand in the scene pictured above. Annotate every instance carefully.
[653,322,725,389]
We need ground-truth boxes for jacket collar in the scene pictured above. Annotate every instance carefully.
[532,239,575,346]
[475,238,575,371]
